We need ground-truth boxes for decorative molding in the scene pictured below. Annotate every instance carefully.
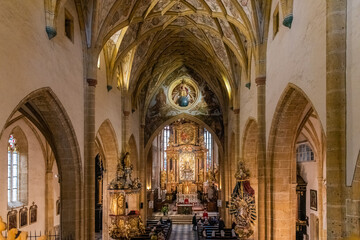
[87,79,98,87]
[45,26,57,39]
[283,14,293,28]
[245,82,251,89]
[255,77,266,86]
[44,0,59,40]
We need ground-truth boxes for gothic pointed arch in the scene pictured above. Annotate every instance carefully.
[267,84,326,239]
[2,87,83,239]
[95,119,119,239]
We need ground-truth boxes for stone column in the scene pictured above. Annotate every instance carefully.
[326,0,347,239]
[45,171,54,233]
[122,95,130,148]
[255,76,266,240]
[140,124,147,220]
[222,121,231,227]
[45,144,55,233]
[84,78,97,240]
[233,109,240,191]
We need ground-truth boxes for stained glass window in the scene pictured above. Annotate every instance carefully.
[8,135,19,204]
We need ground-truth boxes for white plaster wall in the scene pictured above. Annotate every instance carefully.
[95,50,123,155]
[0,119,46,233]
[239,59,257,147]
[346,0,360,185]
[266,0,326,141]
[0,0,84,164]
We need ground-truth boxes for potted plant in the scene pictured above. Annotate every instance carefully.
[161,205,169,216]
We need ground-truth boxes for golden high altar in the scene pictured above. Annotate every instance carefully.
[162,121,209,196]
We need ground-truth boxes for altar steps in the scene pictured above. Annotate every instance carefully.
[149,215,193,224]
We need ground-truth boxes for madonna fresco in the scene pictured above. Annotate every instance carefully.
[145,77,223,144]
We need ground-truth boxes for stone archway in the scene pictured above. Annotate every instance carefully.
[2,88,83,239]
[267,84,326,240]
[241,118,259,237]
[96,119,119,240]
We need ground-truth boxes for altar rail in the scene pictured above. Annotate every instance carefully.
[3,230,62,240]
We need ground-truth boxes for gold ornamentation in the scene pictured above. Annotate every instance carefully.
[230,161,256,239]
[179,152,195,181]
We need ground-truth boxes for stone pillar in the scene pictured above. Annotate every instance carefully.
[45,171,54,233]
[255,76,266,240]
[222,121,231,227]
[326,0,347,239]
[140,124,147,220]
[45,145,55,233]
[233,109,241,190]
[84,78,97,240]
[122,95,131,148]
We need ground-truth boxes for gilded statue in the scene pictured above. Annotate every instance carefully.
[0,217,6,240]
[123,152,131,168]
[161,170,167,189]
[198,170,204,182]
[169,170,175,183]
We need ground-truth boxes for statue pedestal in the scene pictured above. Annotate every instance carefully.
[207,202,218,212]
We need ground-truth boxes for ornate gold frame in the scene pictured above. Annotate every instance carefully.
[168,78,200,110]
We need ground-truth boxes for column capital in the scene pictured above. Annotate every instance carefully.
[87,78,98,87]
[255,76,266,86]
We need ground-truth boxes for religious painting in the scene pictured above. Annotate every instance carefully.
[29,203,38,224]
[19,207,28,228]
[56,199,60,215]
[7,209,17,230]
[178,125,195,145]
[169,78,199,109]
[145,76,224,145]
[310,189,317,211]
[179,152,195,181]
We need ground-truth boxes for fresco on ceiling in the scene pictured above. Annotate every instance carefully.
[145,77,223,145]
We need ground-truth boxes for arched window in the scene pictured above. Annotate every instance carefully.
[204,129,213,170]
[296,142,315,162]
[162,126,170,170]
[8,135,19,204]
[7,127,28,208]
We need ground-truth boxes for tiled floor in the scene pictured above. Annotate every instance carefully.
[169,224,197,240]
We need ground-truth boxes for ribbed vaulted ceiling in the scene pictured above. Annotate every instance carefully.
[91,0,269,109]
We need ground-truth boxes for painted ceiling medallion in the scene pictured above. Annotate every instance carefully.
[168,78,199,110]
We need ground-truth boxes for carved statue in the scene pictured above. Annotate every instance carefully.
[123,152,131,168]
[198,170,204,182]
[7,228,28,240]
[161,170,167,189]
[169,171,175,183]
[230,161,256,239]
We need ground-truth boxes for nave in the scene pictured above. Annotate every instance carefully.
[1,0,360,239]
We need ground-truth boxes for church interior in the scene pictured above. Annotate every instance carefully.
[0,0,359,239]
